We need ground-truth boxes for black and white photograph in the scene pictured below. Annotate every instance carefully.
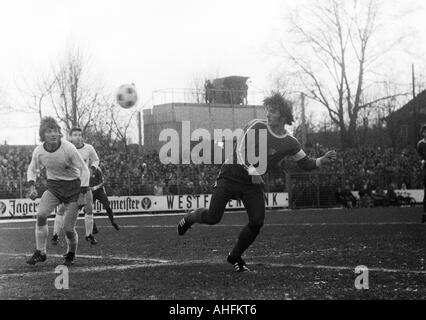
[0,0,425,305]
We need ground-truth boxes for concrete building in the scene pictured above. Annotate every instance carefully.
[143,102,266,152]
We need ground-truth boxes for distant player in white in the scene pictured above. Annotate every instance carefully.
[51,127,100,245]
[26,117,90,266]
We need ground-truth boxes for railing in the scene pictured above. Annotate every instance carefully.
[286,172,345,209]
[151,88,265,106]
[0,169,420,210]
[0,169,336,206]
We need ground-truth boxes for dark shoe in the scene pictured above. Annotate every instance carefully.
[26,250,47,265]
[112,222,120,231]
[85,235,98,245]
[177,215,192,236]
[63,252,75,266]
[227,254,250,273]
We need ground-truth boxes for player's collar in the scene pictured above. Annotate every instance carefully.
[76,143,85,150]
[266,123,287,139]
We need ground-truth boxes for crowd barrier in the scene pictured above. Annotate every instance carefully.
[0,190,421,219]
[0,192,288,218]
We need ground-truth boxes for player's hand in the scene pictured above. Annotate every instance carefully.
[80,186,88,194]
[320,150,337,165]
[29,186,38,201]
[251,175,265,185]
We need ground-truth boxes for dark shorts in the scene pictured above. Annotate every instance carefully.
[47,179,80,204]
[207,177,265,226]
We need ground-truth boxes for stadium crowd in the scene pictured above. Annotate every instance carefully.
[0,144,423,207]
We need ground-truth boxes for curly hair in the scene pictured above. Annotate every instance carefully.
[39,117,62,142]
[263,92,294,125]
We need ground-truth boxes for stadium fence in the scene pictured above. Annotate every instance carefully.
[1,169,347,209]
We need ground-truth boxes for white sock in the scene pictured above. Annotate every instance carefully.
[85,214,94,237]
[65,229,78,254]
[35,224,48,254]
[53,214,64,236]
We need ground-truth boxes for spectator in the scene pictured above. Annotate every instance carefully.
[386,183,399,206]
[1,144,425,200]
[371,186,391,207]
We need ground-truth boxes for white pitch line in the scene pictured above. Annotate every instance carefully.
[0,208,347,225]
[0,213,186,225]
[0,221,422,231]
[1,255,426,280]
[263,263,426,275]
[0,252,170,263]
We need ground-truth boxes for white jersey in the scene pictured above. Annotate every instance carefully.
[27,139,90,187]
[76,143,100,169]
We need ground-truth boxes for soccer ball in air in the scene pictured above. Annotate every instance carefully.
[116,83,138,109]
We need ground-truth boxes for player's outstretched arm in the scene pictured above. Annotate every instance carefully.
[317,150,337,166]
[295,150,337,171]
[27,149,39,200]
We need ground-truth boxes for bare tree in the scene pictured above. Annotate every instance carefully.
[280,0,409,148]
[189,74,206,104]
[88,98,138,152]
[109,105,138,147]
[14,75,56,120]
[48,47,106,133]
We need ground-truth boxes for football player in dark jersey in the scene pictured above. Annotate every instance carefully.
[90,166,120,231]
[177,93,336,272]
[416,125,426,223]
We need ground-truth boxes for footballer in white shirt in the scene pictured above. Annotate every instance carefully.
[51,127,100,245]
[26,117,90,266]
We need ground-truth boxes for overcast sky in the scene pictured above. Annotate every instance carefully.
[0,0,425,144]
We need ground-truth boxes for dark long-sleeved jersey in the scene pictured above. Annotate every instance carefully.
[90,167,105,191]
[417,139,426,161]
[218,119,319,185]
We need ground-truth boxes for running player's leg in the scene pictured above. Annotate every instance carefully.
[52,204,65,244]
[84,190,94,236]
[62,201,79,265]
[83,190,97,244]
[27,190,60,265]
[228,186,265,268]
[96,190,119,230]
[179,180,232,235]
